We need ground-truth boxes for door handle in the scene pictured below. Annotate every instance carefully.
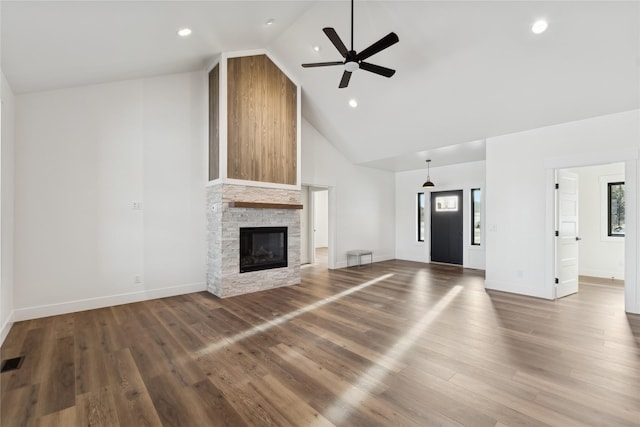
[576,237,582,241]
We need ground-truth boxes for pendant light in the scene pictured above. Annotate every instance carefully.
[422,159,435,188]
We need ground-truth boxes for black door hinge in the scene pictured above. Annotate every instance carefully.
[555,230,559,237]
[555,183,559,189]
[555,277,559,284]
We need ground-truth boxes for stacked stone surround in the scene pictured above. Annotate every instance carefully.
[207,183,301,298]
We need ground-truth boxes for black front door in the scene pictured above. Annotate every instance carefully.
[430,190,463,265]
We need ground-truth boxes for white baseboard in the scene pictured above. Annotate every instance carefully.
[484,279,552,300]
[0,311,15,346]
[579,269,625,281]
[13,282,207,322]
[394,251,426,263]
[334,253,394,270]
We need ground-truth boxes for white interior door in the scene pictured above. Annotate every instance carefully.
[556,170,580,298]
[313,190,329,249]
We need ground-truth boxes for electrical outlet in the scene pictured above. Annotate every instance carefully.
[132,201,143,210]
[134,275,142,284]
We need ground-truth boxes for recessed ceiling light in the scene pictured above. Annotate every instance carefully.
[266,19,275,26]
[349,99,358,108]
[313,45,321,52]
[177,28,192,37]
[531,19,548,34]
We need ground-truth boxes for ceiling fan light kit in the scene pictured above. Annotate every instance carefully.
[301,0,399,88]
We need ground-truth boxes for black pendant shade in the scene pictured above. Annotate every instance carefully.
[423,159,435,188]
[423,178,435,188]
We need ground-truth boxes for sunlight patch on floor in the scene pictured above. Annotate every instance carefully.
[195,273,395,356]
[319,285,463,425]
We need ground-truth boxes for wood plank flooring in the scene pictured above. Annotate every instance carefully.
[2,260,639,426]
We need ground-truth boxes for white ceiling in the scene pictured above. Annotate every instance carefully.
[2,1,639,171]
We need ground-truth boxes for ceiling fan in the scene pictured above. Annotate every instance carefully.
[301,0,399,89]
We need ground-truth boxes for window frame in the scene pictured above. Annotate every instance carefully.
[418,192,425,242]
[471,188,481,246]
[607,181,625,237]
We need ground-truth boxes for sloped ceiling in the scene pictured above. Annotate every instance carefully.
[2,1,638,171]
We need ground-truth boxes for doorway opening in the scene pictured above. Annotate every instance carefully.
[312,189,329,266]
[555,163,626,300]
[301,185,331,268]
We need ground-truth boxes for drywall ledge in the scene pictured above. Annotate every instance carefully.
[228,201,303,209]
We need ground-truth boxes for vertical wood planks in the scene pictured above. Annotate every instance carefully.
[227,55,297,185]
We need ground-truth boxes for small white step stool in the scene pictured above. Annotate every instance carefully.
[346,250,373,267]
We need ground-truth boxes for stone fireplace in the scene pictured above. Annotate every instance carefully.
[206,183,301,298]
[206,51,301,298]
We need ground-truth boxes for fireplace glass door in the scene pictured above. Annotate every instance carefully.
[239,227,288,273]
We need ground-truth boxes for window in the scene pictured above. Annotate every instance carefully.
[418,193,425,242]
[608,182,625,237]
[435,196,458,212]
[471,188,481,245]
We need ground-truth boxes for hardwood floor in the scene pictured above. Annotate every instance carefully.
[2,260,639,426]
[314,247,328,266]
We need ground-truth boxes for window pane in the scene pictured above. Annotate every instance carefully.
[435,196,458,212]
[418,193,425,242]
[608,182,625,237]
[472,189,481,245]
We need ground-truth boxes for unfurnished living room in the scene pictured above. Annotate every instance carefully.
[1,1,639,426]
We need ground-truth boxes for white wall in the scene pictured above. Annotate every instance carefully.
[1,70,16,343]
[485,110,639,313]
[567,163,625,280]
[13,71,207,320]
[395,161,486,269]
[301,119,395,269]
[300,186,310,264]
[313,189,328,248]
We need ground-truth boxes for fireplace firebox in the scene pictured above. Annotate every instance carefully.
[239,227,288,273]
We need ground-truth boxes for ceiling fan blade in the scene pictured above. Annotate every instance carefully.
[359,62,396,78]
[339,71,352,88]
[302,61,345,68]
[323,27,349,58]
[355,32,399,61]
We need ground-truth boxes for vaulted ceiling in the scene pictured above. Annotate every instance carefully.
[2,1,638,171]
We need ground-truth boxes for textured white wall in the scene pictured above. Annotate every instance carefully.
[1,70,16,343]
[301,119,395,268]
[485,110,639,313]
[13,71,207,320]
[395,161,486,269]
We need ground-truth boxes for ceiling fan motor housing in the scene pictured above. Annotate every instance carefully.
[345,61,359,72]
